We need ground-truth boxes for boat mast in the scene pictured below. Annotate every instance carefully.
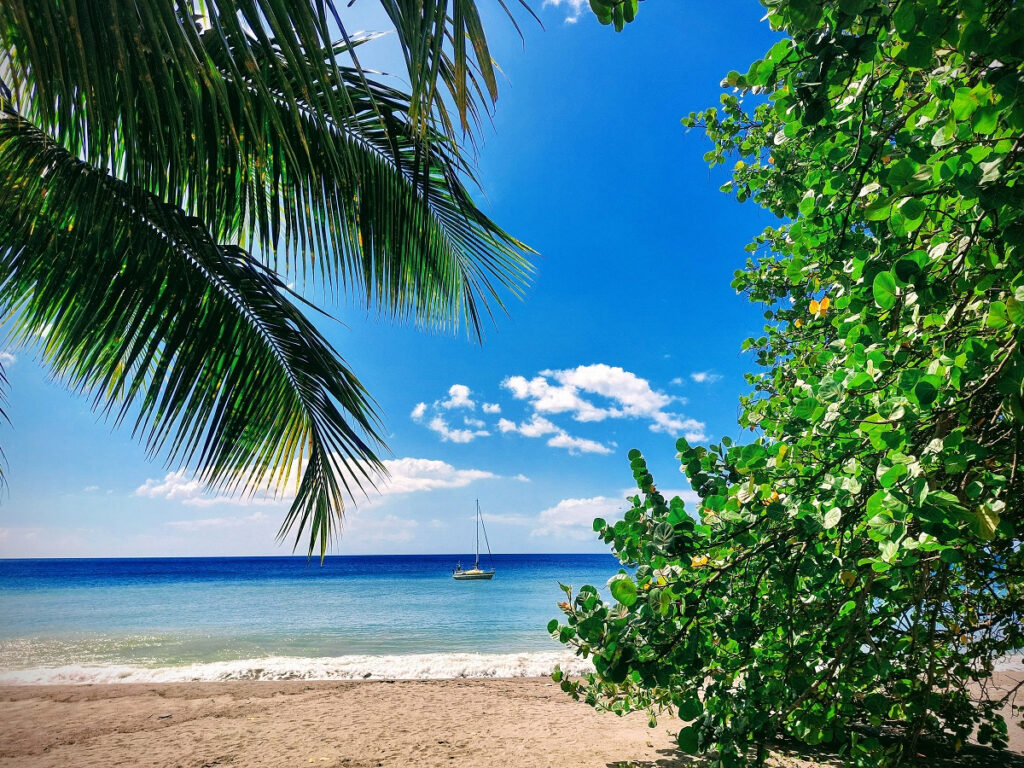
[474,499,480,569]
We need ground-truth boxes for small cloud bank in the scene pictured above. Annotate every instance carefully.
[690,371,723,384]
[0,352,16,366]
[504,364,706,441]
[498,414,612,455]
[531,495,626,540]
[136,458,502,510]
[530,487,701,541]
[136,470,283,508]
[543,0,588,23]
[412,364,708,455]
[411,384,490,443]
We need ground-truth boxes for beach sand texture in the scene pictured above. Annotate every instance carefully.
[1,676,1022,768]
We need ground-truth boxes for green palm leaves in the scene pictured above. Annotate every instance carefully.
[0,1,533,556]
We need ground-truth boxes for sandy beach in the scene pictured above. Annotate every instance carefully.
[1,674,1022,768]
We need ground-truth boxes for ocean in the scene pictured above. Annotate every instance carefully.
[0,554,621,684]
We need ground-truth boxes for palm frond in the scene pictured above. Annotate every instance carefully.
[0,117,385,557]
[0,2,535,338]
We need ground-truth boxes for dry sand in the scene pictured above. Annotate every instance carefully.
[0,675,1021,768]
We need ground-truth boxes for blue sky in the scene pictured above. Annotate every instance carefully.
[0,0,781,558]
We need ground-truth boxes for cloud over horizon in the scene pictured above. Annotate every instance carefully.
[503,364,707,441]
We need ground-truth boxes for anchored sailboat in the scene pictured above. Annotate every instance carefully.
[452,500,495,580]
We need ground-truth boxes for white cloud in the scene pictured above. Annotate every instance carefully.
[440,384,475,410]
[413,385,493,442]
[135,471,284,508]
[528,489,702,541]
[0,352,16,366]
[374,457,497,496]
[651,413,708,441]
[83,485,99,493]
[427,415,489,443]
[671,377,684,386]
[543,0,588,23]
[502,363,707,440]
[516,414,561,438]
[138,458,500,514]
[690,371,723,384]
[531,495,627,540]
[546,432,613,455]
[482,403,501,414]
[498,413,612,455]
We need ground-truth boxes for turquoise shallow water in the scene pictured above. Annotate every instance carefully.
[0,554,621,682]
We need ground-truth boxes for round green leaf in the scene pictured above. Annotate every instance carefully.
[677,698,703,721]
[914,379,939,406]
[677,724,700,754]
[872,271,898,310]
[609,574,638,607]
[823,508,842,529]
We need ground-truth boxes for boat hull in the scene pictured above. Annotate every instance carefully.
[452,569,494,580]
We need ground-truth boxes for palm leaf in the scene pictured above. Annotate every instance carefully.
[0,117,385,557]
[0,2,535,338]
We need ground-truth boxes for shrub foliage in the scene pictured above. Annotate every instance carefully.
[553,1,1024,764]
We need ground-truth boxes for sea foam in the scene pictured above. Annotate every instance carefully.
[0,650,595,685]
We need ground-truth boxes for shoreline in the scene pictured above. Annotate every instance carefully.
[1,674,1021,767]
[0,650,595,686]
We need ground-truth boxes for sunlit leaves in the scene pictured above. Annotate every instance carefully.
[558,0,1024,765]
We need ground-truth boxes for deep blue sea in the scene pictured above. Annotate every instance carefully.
[0,554,620,683]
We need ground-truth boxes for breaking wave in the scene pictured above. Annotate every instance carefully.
[0,650,595,685]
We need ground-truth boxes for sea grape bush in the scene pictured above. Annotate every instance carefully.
[552,1,1024,765]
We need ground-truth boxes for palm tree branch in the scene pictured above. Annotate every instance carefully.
[0,116,386,557]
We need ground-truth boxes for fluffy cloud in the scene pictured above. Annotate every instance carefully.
[482,403,501,414]
[503,364,706,439]
[530,488,702,541]
[374,457,497,496]
[137,458,499,509]
[543,0,588,23]
[412,385,489,443]
[531,495,627,539]
[690,371,723,384]
[498,413,611,455]
[136,471,283,508]
[0,351,16,366]
[427,415,489,443]
[440,384,475,410]
[546,432,613,455]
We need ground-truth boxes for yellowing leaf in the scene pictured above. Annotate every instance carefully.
[809,299,820,315]
[976,505,1000,540]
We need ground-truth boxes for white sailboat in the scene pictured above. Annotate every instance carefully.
[452,500,495,580]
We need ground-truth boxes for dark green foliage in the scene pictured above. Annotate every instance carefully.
[0,1,534,556]
[555,1,1024,765]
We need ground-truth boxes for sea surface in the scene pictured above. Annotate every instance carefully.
[0,554,620,684]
